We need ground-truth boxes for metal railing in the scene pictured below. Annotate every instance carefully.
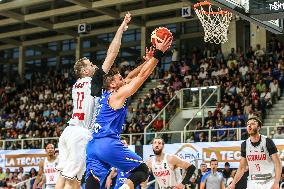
[13,177,37,189]
[1,125,283,149]
[0,137,59,150]
[143,86,220,144]
[183,87,219,133]
[143,90,180,144]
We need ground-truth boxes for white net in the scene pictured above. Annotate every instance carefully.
[194,1,233,44]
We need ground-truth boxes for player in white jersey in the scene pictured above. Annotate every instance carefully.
[147,137,196,189]
[55,13,132,189]
[33,143,59,189]
[227,117,282,189]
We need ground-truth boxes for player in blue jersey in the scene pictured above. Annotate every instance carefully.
[105,137,139,189]
[85,35,172,189]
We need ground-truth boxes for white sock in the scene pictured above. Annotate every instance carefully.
[119,184,131,189]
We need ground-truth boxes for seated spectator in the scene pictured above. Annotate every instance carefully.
[260,87,272,109]
[172,77,183,91]
[222,162,232,184]
[273,127,284,139]
[180,61,189,76]
[198,67,207,80]
[153,116,163,131]
[270,79,280,102]
[216,120,227,141]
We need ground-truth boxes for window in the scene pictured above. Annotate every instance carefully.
[25,49,41,57]
[184,20,203,33]
[96,50,106,60]
[62,57,72,65]
[25,59,41,66]
[62,40,69,51]
[70,39,76,50]
[83,40,91,48]
[83,52,91,59]
[121,51,132,57]
[25,49,34,56]
[165,24,177,33]
[35,51,41,56]
[122,29,141,42]
[47,57,56,66]
[48,42,57,50]
[13,48,19,58]
[3,50,8,59]
[97,33,114,42]
[62,39,76,51]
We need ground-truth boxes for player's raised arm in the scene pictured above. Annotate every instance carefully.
[109,36,172,109]
[102,12,131,73]
[124,47,154,84]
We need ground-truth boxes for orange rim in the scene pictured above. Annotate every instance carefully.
[194,1,231,15]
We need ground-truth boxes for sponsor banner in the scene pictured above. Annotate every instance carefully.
[0,146,135,172]
[143,139,284,168]
[0,149,46,172]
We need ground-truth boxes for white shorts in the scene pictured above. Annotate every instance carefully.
[56,126,92,181]
[247,179,274,189]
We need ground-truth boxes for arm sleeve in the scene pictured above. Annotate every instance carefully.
[241,141,246,158]
[201,173,208,183]
[266,138,278,156]
[91,67,105,97]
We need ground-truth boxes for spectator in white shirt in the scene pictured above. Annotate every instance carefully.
[219,64,228,77]
[269,79,280,103]
[254,44,265,58]
[198,67,207,79]
[200,60,209,71]
[211,67,219,78]
[273,127,284,139]
[171,48,179,62]
[239,63,248,80]
[5,117,13,129]
[16,117,25,130]
[260,87,272,108]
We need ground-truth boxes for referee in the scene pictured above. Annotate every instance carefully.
[200,159,225,189]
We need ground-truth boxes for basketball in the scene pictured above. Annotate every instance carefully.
[151,27,173,47]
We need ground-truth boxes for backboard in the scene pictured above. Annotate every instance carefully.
[207,0,283,34]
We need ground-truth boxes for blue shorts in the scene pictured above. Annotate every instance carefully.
[85,137,143,186]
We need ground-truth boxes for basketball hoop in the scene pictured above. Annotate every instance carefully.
[194,1,233,44]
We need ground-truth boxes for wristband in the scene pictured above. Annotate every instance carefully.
[181,164,196,185]
[153,49,164,61]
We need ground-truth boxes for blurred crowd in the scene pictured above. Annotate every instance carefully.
[0,167,37,189]
[0,69,75,149]
[121,35,284,144]
[1,35,284,147]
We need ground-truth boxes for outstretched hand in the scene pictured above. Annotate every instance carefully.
[270,182,279,189]
[143,47,154,62]
[226,184,235,189]
[174,183,184,189]
[155,35,173,53]
[121,12,131,31]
